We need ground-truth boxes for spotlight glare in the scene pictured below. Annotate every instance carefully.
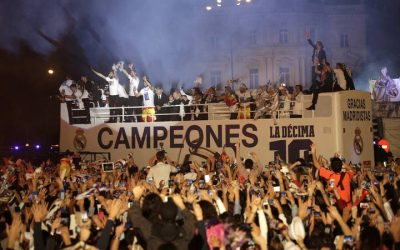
[14,146,19,150]
[48,69,54,75]
[245,0,251,2]
[25,143,30,147]
[35,145,40,149]
[206,5,212,11]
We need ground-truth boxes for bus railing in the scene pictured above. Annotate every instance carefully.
[69,100,305,123]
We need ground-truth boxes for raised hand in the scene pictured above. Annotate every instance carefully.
[31,202,49,222]
[6,216,23,249]
[51,217,62,234]
[132,185,145,201]
[327,206,341,221]
[310,143,316,154]
[115,222,126,238]
[192,203,203,221]
[171,194,185,210]
[108,199,122,220]
[390,216,400,242]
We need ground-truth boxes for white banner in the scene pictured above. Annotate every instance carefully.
[60,91,374,167]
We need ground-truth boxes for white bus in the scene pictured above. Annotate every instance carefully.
[60,90,374,167]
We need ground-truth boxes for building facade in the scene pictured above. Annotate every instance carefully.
[194,0,367,89]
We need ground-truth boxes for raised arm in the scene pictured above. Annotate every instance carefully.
[91,68,107,80]
[235,142,247,178]
[250,151,263,175]
[310,143,321,170]
[121,68,131,78]
[307,38,316,48]
[305,32,316,48]
[143,76,154,90]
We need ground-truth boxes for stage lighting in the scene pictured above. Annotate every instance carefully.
[35,145,40,149]
[25,143,30,147]
[245,0,251,2]
[48,69,54,75]
[206,5,212,11]
[14,146,20,150]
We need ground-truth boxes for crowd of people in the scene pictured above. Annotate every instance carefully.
[58,64,306,124]
[1,142,399,250]
[58,33,357,124]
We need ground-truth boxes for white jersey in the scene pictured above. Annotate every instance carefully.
[105,77,119,96]
[118,84,129,98]
[80,89,90,99]
[59,80,74,101]
[128,75,140,96]
[236,90,252,103]
[139,87,155,107]
[293,92,303,115]
[147,162,177,188]
[334,69,346,90]
[73,89,84,109]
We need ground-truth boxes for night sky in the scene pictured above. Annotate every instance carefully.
[0,0,399,154]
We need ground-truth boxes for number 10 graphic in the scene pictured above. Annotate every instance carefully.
[269,139,313,163]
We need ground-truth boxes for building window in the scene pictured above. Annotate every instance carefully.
[249,30,257,45]
[340,34,349,48]
[279,29,288,44]
[249,68,259,89]
[279,67,290,85]
[210,36,219,49]
[210,71,222,87]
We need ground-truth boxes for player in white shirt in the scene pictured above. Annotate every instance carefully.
[122,64,142,122]
[136,76,155,122]
[291,85,304,117]
[59,76,76,124]
[92,68,121,123]
[334,63,347,91]
[147,151,177,188]
[77,81,91,124]
[235,83,252,119]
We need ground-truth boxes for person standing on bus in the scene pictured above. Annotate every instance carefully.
[136,76,155,122]
[122,64,142,122]
[306,62,334,110]
[92,68,121,123]
[305,32,327,92]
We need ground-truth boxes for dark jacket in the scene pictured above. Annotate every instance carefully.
[154,93,169,108]
[307,39,326,66]
[128,201,196,250]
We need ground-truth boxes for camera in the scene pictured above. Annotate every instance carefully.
[360,202,369,209]
[329,179,335,188]
[82,212,88,223]
[344,235,353,246]
[102,162,114,172]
